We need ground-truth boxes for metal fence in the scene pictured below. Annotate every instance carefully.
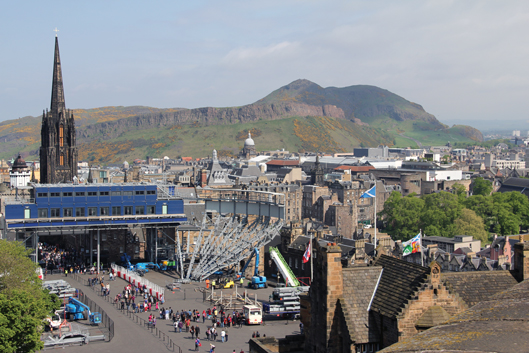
[72,273,181,352]
[76,288,114,342]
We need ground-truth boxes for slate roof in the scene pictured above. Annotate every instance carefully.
[379,279,529,353]
[414,305,451,328]
[371,255,430,318]
[441,271,518,307]
[342,265,383,344]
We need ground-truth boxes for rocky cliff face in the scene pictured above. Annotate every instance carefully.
[78,102,346,139]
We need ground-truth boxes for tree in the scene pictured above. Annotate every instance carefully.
[472,177,493,196]
[420,192,462,237]
[381,192,425,241]
[0,240,59,352]
[454,208,489,242]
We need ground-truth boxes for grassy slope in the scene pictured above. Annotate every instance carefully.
[76,116,396,163]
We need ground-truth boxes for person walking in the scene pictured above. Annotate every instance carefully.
[209,343,216,353]
[195,337,201,351]
[221,329,226,343]
[195,325,200,339]
[225,328,229,342]
[190,325,195,339]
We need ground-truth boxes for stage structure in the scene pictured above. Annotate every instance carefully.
[157,187,286,282]
[3,185,285,281]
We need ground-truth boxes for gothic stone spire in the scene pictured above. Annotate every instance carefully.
[50,36,66,115]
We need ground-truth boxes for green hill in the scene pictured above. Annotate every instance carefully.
[0,80,483,163]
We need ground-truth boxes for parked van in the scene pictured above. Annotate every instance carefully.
[243,305,262,325]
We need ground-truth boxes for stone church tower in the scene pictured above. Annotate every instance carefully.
[40,36,78,184]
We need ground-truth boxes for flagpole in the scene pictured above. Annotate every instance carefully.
[420,229,424,267]
[374,183,377,249]
[310,232,313,284]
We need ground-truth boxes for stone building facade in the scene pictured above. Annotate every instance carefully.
[40,36,78,184]
[299,240,521,353]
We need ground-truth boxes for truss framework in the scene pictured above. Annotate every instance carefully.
[180,214,283,281]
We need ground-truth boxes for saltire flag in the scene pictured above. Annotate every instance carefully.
[402,233,421,256]
[360,185,376,198]
[303,241,311,263]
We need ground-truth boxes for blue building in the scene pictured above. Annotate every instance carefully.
[4,183,185,229]
[3,183,187,265]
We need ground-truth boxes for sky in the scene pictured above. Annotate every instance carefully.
[1,1,529,130]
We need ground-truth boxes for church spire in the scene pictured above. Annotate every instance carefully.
[50,36,66,116]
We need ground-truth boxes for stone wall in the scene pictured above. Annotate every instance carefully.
[395,262,467,341]
[305,241,344,353]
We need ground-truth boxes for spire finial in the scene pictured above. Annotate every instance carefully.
[53,27,59,37]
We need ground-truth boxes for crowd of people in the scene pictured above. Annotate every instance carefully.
[39,243,107,277]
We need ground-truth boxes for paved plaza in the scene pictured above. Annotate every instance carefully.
[47,270,302,353]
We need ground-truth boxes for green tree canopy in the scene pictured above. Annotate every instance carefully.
[0,240,59,353]
[454,208,489,242]
[472,177,493,196]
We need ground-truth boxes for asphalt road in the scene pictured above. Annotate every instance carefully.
[45,270,301,353]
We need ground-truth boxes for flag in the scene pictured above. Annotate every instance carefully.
[303,241,311,263]
[360,185,376,198]
[402,233,421,256]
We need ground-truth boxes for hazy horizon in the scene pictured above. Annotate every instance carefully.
[2,1,529,130]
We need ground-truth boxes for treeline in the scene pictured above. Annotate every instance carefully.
[381,178,529,242]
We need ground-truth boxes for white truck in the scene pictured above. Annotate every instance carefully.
[243,305,262,325]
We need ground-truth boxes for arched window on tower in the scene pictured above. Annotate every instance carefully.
[59,124,64,147]
[60,153,64,166]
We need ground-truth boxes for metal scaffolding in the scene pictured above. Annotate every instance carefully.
[179,213,283,281]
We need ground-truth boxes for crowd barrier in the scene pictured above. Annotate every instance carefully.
[111,264,165,301]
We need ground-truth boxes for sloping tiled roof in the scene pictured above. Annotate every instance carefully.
[342,266,383,344]
[266,160,299,166]
[334,165,375,172]
[371,255,430,318]
[414,305,451,328]
[379,279,529,353]
[441,271,518,307]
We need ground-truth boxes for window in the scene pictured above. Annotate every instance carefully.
[38,208,48,218]
[50,208,60,217]
[147,206,156,214]
[24,209,30,219]
[112,206,121,215]
[124,206,133,215]
[100,207,109,216]
[119,246,124,254]
[135,190,145,195]
[63,192,72,197]
[59,124,64,147]
[37,192,48,197]
[50,192,60,197]
[111,191,121,196]
[147,190,156,195]
[99,171,106,178]
[87,191,97,196]
[75,191,85,197]
[75,208,85,217]
[88,207,97,216]
[162,204,167,214]
[102,233,107,241]
[64,208,73,217]
[123,191,133,196]
[135,245,139,254]
[135,206,145,215]
[100,191,109,196]
[60,153,64,166]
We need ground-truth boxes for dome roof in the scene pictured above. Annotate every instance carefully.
[11,155,27,171]
[244,132,255,146]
